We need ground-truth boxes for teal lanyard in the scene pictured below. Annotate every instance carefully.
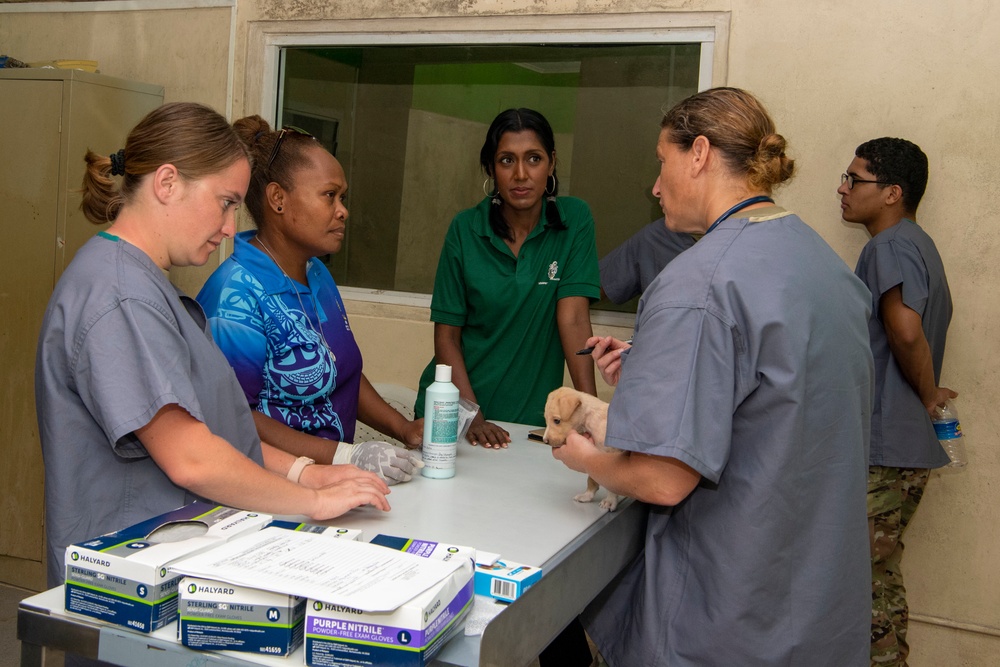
[704,196,774,235]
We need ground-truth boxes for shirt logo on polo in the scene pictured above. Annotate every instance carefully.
[538,260,562,286]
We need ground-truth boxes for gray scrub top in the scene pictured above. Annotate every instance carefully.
[585,208,873,666]
[35,235,263,586]
[599,218,696,304]
[855,219,952,468]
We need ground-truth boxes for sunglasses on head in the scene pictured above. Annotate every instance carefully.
[265,125,314,172]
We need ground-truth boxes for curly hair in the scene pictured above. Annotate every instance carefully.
[855,137,928,213]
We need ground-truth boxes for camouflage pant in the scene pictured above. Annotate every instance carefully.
[867,465,930,667]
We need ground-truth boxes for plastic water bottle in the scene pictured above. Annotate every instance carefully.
[421,364,459,479]
[932,400,967,468]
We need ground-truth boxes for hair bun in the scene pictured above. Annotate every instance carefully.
[757,133,787,160]
[232,115,272,154]
[661,88,795,193]
[748,133,794,191]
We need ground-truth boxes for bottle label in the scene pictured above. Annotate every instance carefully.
[423,399,458,468]
[429,400,458,444]
[423,446,456,466]
[933,419,962,441]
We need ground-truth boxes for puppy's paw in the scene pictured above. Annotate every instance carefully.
[574,490,596,504]
[599,494,620,512]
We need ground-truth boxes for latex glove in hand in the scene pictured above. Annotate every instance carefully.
[333,440,424,485]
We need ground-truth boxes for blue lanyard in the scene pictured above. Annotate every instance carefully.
[704,195,775,235]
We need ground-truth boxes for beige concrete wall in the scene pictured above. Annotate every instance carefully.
[2,1,998,661]
[0,4,233,297]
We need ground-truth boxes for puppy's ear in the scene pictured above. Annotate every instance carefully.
[557,393,582,420]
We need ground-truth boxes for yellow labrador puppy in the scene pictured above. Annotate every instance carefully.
[542,387,620,512]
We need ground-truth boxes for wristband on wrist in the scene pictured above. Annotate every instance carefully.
[332,442,355,465]
[286,456,315,484]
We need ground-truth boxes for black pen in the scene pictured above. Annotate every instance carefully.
[575,338,633,355]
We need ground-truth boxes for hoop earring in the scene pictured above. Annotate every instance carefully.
[483,177,501,206]
[545,175,557,196]
[483,177,498,197]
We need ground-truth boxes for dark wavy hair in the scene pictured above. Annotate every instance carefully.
[855,137,928,213]
[480,108,565,241]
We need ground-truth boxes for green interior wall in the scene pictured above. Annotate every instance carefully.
[410,63,579,132]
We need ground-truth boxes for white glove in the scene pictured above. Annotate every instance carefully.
[333,440,424,485]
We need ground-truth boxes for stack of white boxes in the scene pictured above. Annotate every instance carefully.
[176,520,364,655]
[304,534,474,667]
[63,502,271,633]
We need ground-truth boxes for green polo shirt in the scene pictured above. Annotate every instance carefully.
[416,196,600,426]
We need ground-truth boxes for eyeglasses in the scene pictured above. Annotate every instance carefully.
[265,126,314,172]
[841,173,890,190]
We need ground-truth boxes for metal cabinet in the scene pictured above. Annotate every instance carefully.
[0,69,163,590]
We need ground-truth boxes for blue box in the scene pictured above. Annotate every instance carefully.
[178,577,305,656]
[474,559,542,602]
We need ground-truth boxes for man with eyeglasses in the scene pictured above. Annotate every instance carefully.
[838,137,956,667]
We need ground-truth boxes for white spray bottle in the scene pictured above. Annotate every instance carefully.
[421,364,459,479]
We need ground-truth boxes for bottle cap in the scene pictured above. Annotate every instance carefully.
[434,364,452,383]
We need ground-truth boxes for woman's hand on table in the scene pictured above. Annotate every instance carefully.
[587,335,632,387]
[299,463,389,494]
[465,413,510,449]
[307,476,393,518]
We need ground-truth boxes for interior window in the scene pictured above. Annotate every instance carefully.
[277,43,702,312]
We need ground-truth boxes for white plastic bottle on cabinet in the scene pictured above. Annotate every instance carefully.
[421,364,460,479]
[932,400,967,468]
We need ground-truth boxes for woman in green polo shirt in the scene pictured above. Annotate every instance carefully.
[416,108,601,447]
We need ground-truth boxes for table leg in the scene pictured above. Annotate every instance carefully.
[20,640,44,667]
[479,501,647,666]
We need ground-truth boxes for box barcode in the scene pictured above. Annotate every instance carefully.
[491,579,516,600]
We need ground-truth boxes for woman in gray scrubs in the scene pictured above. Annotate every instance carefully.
[553,88,873,666]
[35,102,391,589]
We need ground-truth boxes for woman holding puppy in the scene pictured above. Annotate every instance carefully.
[553,88,872,666]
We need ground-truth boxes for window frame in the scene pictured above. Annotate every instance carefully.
[246,11,730,325]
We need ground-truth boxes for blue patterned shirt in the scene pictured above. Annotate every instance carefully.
[197,231,362,443]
